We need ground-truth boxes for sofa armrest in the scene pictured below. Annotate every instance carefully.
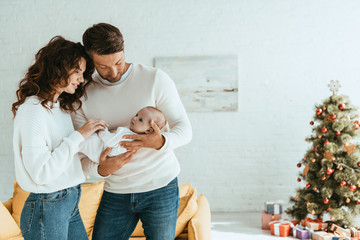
[3,197,13,214]
[187,194,211,240]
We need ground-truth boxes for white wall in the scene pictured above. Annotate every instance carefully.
[2,0,360,212]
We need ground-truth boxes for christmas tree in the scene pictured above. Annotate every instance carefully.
[286,80,360,226]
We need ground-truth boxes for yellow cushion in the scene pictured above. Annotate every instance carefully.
[78,181,105,238]
[188,194,211,240]
[131,184,198,238]
[176,187,197,237]
[179,184,191,198]
[11,181,30,227]
[0,201,22,240]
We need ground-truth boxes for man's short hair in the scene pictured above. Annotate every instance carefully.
[82,23,124,55]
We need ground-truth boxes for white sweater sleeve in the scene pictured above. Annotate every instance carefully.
[71,106,107,178]
[154,69,192,151]
[19,107,84,185]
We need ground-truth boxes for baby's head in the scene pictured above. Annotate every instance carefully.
[129,106,166,134]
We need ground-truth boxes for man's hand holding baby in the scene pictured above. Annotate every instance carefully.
[120,120,165,151]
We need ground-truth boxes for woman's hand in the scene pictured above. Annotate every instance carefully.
[77,119,108,139]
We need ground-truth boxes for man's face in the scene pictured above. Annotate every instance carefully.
[91,51,127,83]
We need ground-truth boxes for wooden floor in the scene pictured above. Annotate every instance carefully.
[211,211,297,240]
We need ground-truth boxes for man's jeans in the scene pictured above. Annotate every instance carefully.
[20,185,88,240]
[92,178,179,240]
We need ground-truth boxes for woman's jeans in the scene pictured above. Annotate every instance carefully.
[20,184,88,240]
[92,178,179,240]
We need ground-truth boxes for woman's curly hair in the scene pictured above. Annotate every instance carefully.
[12,36,94,116]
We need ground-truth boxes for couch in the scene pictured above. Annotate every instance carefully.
[0,180,211,240]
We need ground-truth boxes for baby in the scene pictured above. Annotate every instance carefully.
[79,106,167,162]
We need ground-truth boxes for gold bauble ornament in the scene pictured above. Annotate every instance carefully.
[313,187,318,191]
[346,198,351,203]
[312,158,316,163]
[306,201,310,205]
[330,217,335,221]
[311,210,316,215]
[305,138,308,142]
[318,135,322,139]
[295,195,299,199]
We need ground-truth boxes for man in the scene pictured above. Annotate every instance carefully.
[72,23,192,240]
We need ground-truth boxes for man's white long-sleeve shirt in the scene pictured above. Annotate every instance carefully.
[72,63,192,193]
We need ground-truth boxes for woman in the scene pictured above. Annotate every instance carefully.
[12,36,107,239]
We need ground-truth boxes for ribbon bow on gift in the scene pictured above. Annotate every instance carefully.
[269,219,295,236]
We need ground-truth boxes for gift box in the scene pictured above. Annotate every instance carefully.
[292,224,313,239]
[270,219,296,237]
[351,227,360,238]
[261,211,282,230]
[329,224,351,238]
[301,217,323,227]
[306,221,328,231]
[311,231,334,240]
[331,237,352,240]
[265,201,283,214]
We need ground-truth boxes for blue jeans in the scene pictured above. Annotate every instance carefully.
[20,185,88,240]
[92,178,179,240]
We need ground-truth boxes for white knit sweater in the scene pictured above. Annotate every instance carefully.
[72,63,192,193]
[13,96,85,193]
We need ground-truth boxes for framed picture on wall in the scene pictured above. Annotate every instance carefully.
[154,55,238,112]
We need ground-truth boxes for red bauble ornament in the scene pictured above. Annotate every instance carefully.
[357,199,360,204]
[321,176,326,181]
[355,123,359,129]
[322,127,328,133]
[331,114,337,120]
[324,140,329,145]
[336,131,341,136]
[340,180,347,187]
[297,178,301,182]
[338,103,346,110]
[326,168,334,175]
[350,185,357,192]
[323,198,329,204]
[358,162,360,167]
[306,183,311,188]
[356,120,360,125]
[297,163,301,168]
[310,121,314,125]
[316,109,323,115]
[313,147,318,151]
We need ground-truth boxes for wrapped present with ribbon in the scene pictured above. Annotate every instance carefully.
[291,224,314,239]
[265,200,283,214]
[312,231,335,240]
[269,219,296,237]
[301,217,323,227]
[351,227,360,238]
[261,211,281,230]
[306,221,328,231]
[328,224,351,238]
